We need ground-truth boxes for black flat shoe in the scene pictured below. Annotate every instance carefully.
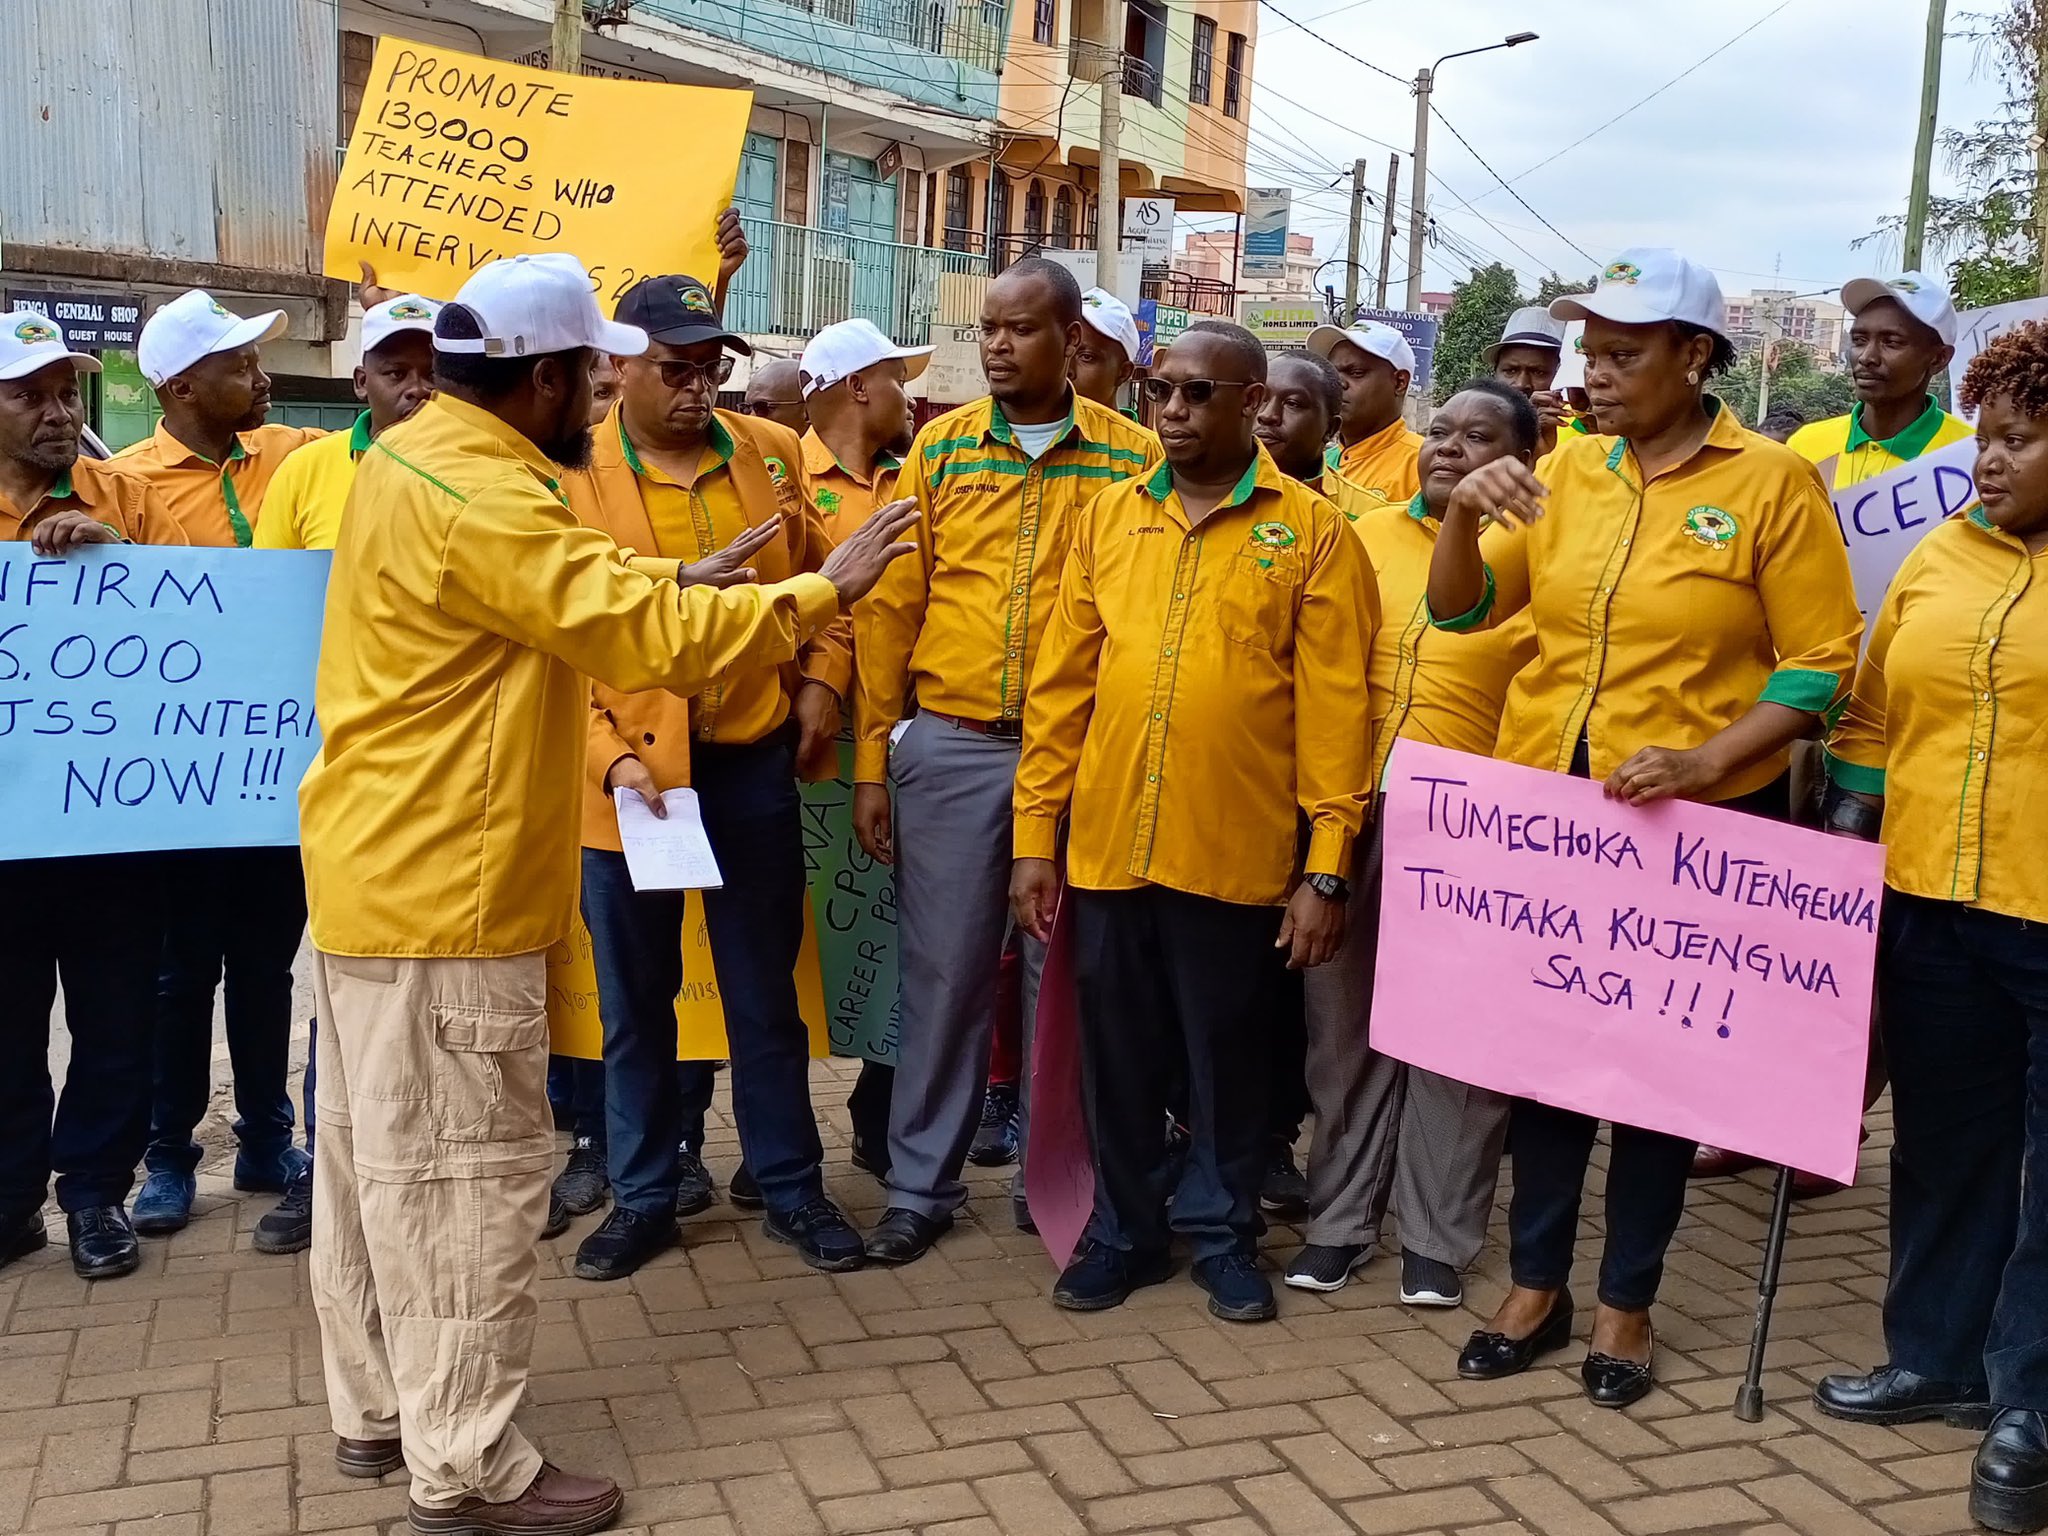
[1974,1407,2048,1533]
[1814,1363,1992,1428]
[0,1209,47,1271]
[67,1206,140,1280]
[573,1207,677,1281]
[1583,1349,1654,1409]
[1457,1296,1573,1380]
[862,1207,951,1265]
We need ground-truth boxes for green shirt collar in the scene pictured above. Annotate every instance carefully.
[619,413,734,477]
[1846,394,1945,458]
[986,395,1078,450]
[1140,455,1262,510]
[49,467,75,502]
[348,411,374,457]
[1406,492,1431,523]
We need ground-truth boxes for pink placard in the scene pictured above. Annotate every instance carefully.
[1023,906,1095,1272]
[1372,742,1883,1183]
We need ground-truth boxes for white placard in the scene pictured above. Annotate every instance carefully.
[1554,320,1587,389]
[1828,436,1979,637]
[1122,196,1175,258]
[614,787,724,890]
[1950,297,2048,418]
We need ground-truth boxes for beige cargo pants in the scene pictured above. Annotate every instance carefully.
[309,951,554,1511]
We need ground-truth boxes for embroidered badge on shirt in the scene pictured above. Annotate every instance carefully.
[815,488,842,514]
[1683,506,1738,548]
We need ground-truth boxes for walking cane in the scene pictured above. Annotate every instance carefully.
[1734,1164,1796,1421]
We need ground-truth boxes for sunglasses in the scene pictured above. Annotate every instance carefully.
[649,356,736,390]
[735,397,804,413]
[1140,377,1253,406]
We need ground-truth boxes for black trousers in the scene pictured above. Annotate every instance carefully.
[1881,893,2048,1406]
[1073,885,1284,1260]
[0,854,166,1214]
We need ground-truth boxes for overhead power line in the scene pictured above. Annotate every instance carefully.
[1427,106,1596,264]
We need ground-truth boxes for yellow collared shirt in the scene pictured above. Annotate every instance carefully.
[1015,449,1378,906]
[0,457,188,546]
[1444,404,1863,800]
[253,412,373,551]
[1324,417,1422,515]
[108,419,326,547]
[1786,395,1974,490]
[802,427,898,547]
[852,393,1157,783]
[298,395,839,959]
[1826,513,2048,921]
[1353,494,1533,784]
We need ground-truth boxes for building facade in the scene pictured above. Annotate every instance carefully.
[1175,229,1317,303]
[1724,290,1847,367]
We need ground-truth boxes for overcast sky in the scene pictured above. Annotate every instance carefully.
[1222,0,2008,302]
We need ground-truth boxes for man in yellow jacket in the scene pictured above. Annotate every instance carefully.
[297,253,914,1535]
[564,273,861,1283]
[1308,319,1422,516]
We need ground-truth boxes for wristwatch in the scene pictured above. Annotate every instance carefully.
[1304,872,1349,903]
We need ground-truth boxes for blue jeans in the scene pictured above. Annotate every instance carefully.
[147,847,307,1178]
[583,727,822,1217]
[1881,893,2048,1406]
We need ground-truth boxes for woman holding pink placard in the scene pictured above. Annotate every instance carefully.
[1817,320,2048,1535]
[1423,247,1863,1409]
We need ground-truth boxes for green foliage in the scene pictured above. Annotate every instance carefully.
[1535,272,1597,304]
[1430,262,1522,404]
[1711,342,1856,429]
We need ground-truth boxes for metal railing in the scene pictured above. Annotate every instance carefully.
[727,217,992,343]
[673,0,1012,73]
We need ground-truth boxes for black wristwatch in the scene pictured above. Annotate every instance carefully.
[1304,872,1349,903]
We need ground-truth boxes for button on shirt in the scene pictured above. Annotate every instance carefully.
[1015,450,1379,906]
[253,411,373,551]
[1826,512,2048,921]
[0,456,188,545]
[1439,403,1864,801]
[1324,417,1422,515]
[1354,494,1533,785]
[803,427,898,547]
[1786,394,1974,491]
[298,395,839,959]
[853,393,1157,783]
[108,419,326,547]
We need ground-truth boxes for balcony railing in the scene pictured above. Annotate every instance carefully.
[728,218,991,344]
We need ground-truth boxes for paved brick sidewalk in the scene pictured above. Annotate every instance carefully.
[0,1061,1980,1536]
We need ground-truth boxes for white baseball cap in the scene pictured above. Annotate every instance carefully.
[1306,320,1416,379]
[1841,271,1958,347]
[434,254,647,359]
[1549,249,1727,338]
[361,294,441,357]
[1080,288,1141,363]
[798,318,934,398]
[1484,305,1567,368]
[0,309,102,381]
[136,290,287,387]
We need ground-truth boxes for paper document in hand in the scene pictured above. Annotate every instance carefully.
[613,788,724,890]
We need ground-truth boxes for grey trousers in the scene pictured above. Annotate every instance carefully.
[885,713,1046,1219]
[1302,822,1510,1263]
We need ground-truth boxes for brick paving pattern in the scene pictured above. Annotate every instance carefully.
[0,1060,1981,1535]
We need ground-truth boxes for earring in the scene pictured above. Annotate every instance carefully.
[1687,370,1699,386]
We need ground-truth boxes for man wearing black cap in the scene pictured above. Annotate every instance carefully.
[563,274,865,1280]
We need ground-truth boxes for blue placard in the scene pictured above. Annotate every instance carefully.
[0,545,329,859]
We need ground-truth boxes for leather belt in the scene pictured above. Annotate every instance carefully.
[922,709,1023,742]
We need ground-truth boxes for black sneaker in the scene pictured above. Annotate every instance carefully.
[552,1138,609,1216]
[1053,1240,1171,1311]
[542,1194,572,1241]
[1192,1253,1277,1322]
[252,1164,314,1255]
[967,1083,1020,1167]
[1259,1146,1310,1219]
[1399,1249,1462,1308]
[675,1150,717,1218]
[729,1164,766,1211]
[574,1207,679,1281]
[1284,1243,1369,1293]
[0,1209,48,1271]
[763,1197,865,1272]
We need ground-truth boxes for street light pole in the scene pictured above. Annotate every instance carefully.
[1404,32,1538,313]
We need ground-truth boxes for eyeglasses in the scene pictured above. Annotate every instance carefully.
[649,356,735,390]
[736,397,804,413]
[1140,377,1253,406]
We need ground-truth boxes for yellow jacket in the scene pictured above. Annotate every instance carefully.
[1015,449,1378,906]
[298,395,839,958]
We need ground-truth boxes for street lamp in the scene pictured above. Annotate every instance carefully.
[1404,32,1540,310]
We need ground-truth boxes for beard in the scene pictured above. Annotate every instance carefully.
[539,421,595,471]
[20,437,80,473]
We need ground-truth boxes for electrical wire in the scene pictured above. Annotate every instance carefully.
[1426,106,1596,264]
[1251,0,1408,84]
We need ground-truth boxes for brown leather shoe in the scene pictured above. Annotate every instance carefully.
[408,1462,623,1534]
[335,1435,404,1478]
[1690,1145,1763,1179]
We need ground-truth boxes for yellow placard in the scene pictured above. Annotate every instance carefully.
[325,38,753,304]
[545,893,829,1061]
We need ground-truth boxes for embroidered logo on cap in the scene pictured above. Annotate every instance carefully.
[12,318,57,346]
[1602,261,1643,286]
[1683,506,1738,548]
[388,300,433,320]
[677,284,715,316]
[207,299,233,318]
[1890,277,1922,293]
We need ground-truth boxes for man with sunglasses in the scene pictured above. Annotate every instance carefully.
[1012,321,1377,1321]
[562,273,862,1281]
[743,357,810,435]
[852,257,1156,1265]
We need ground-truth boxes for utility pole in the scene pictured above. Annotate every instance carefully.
[1405,68,1433,312]
[1757,304,1776,422]
[551,0,583,74]
[1342,158,1367,320]
[1375,152,1400,307]
[1095,38,1123,292]
[1903,0,1945,268]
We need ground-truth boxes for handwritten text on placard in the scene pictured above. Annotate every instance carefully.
[1371,742,1881,1181]
[0,546,328,859]
[1828,437,1978,632]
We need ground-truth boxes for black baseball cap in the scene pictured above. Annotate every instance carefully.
[614,274,752,354]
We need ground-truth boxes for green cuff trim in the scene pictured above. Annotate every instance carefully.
[1822,748,1886,796]
[1429,566,1495,632]
[1760,668,1842,713]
